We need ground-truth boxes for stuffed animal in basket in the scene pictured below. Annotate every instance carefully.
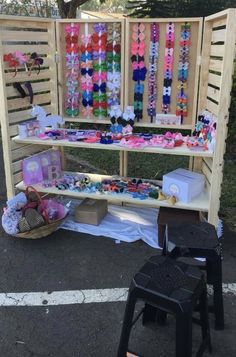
[2,192,27,235]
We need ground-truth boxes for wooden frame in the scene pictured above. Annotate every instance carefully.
[0,10,235,228]
[0,16,58,198]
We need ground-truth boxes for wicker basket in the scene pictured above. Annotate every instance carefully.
[15,186,68,239]
[15,215,67,239]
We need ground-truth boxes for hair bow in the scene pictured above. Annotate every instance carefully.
[81,68,93,76]
[65,24,79,35]
[93,83,106,93]
[93,72,107,82]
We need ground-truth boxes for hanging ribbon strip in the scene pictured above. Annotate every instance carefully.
[147,23,159,122]
[65,23,80,117]
[106,23,121,110]
[92,23,108,117]
[131,23,147,122]
[162,22,174,114]
[80,26,93,118]
[176,22,191,122]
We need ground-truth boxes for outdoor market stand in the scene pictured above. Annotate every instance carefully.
[0,9,235,228]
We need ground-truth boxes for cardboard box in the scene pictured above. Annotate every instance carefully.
[75,198,108,225]
[162,168,205,203]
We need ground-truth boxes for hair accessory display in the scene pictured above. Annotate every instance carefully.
[92,23,108,117]
[27,52,44,75]
[176,22,191,122]
[4,51,28,77]
[131,23,147,121]
[106,23,121,110]
[80,27,93,118]
[147,23,159,122]
[162,22,175,114]
[65,23,80,117]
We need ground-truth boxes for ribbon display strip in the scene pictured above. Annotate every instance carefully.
[80,25,93,117]
[162,22,174,114]
[131,23,147,122]
[65,23,80,117]
[176,22,191,122]
[92,23,108,117]
[106,23,121,111]
[147,23,159,122]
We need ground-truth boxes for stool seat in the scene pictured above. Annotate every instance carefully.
[117,256,212,357]
[168,222,219,251]
[136,256,203,314]
[157,207,200,248]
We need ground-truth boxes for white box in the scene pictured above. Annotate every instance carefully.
[163,168,205,203]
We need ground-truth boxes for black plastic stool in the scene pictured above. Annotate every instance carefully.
[117,256,212,357]
[166,222,224,330]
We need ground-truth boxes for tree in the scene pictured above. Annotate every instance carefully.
[0,0,59,17]
[56,0,89,18]
[127,0,236,18]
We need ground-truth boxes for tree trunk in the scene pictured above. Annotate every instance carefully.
[56,0,90,18]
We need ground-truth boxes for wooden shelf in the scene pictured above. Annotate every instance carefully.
[63,116,193,130]
[15,172,210,212]
[13,136,214,158]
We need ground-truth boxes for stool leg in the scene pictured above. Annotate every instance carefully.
[176,313,192,357]
[212,256,224,330]
[142,303,157,324]
[117,292,137,357]
[197,286,212,356]
[207,255,224,330]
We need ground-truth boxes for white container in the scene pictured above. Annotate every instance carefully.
[163,168,205,203]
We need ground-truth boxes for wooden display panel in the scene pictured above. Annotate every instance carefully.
[124,18,202,129]
[198,9,236,226]
[0,15,58,198]
[56,19,125,124]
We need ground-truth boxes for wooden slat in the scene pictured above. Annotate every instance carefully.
[13,171,23,184]
[202,162,212,183]
[11,145,50,161]
[209,58,222,73]
[210,44,224,57]
[206,99,219,116]
[1,30,49,42]
[8,93,51,111]
[2,44,51,55]
[8,104,52,124]
[4,70,52,84]
[211,29,226,43]
[208,72,221,88]
[212,17,227,29]
[0,17,52,29]
[6,80,51,98]
[11,141,29,151]
[12,160,22,173]
[203,157,213,170]
[207,86,220,103]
